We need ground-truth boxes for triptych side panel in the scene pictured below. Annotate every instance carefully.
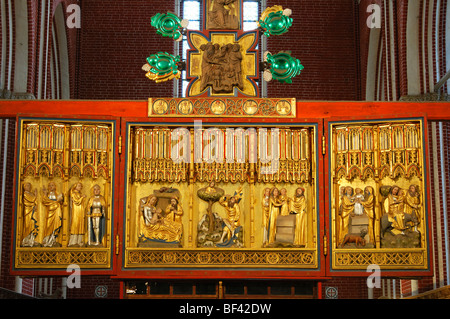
[324,116,433,277]
[11,116,119,275]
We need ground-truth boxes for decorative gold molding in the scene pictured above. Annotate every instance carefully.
[125,248,317,268]
[15,248,111,269]
[332,249,428,269]
[148,97,296,118]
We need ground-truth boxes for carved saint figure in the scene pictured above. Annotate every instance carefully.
[262,188,271,244]
[267,187,283,244]
[87,184,107,246]
[291,187,307,247]
[200,43,215,91]
[41,182,63,247]
[165,197,183,225]
[279,188,290,216]
[404,184,421,231]
[68,182,87,247]
[205,181,217,194]
[208,0,239,29]
[140,195,157,226]
[353,188,365,216]
[229,44,243,89]
[21,183,39,247]
[361,186,375,244]
[217,187,243,246]
[338,186,355,243]
[384,185,406,235]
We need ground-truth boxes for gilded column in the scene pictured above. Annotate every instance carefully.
[373,127,381,248]
[188,128,195,247]
[62,124,71,247]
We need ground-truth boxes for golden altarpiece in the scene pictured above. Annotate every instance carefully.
[13,118,117,270]
[11,1,432,279]
[327,118,430,272]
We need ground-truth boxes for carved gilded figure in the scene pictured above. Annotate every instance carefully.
[404,184,421,231]
[41,182,63,247]
[165,197,183,225]
[208,0,239,29]
[87,184,107,246]
[140,195,157,226]
[68,182,87,247]
[21,183,39,247]
[383,185,406,235]
[205,181,217,194]
[279,188,289,216]
[217,186,243,246]
[338,186,355,243]
[267,187,283,244]
[361,186,375,244]
[262,188,271,244]
[291,187,307,247]
[353,188,364,216]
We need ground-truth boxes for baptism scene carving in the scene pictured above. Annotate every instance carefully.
[14,120,114,269]
[197,183,244,248]
[330,120,428,269]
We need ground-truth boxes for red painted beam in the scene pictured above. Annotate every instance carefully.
[0,100,449,120]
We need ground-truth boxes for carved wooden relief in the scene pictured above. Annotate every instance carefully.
[13,119,115,270]
[123,123,320,269]
[205,0,241,30]
[329,119,430,270]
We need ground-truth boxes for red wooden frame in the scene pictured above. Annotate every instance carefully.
[0,100,449,120]
[2,100,448,279]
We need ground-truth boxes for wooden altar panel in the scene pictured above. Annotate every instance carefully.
[324,114,434,277]
[10,114,121,276]
[115,116,326,279]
